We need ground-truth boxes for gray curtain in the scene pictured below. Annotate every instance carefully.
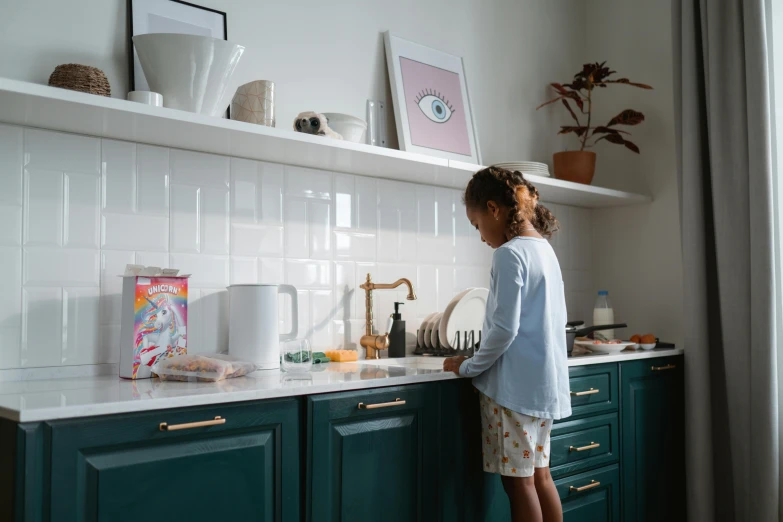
[673,0,778,521]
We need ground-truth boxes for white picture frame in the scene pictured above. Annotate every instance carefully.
[384,31,481,165]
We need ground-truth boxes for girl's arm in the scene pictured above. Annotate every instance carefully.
[459,248,524,377]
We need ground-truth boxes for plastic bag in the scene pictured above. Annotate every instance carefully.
[152,354,259,382]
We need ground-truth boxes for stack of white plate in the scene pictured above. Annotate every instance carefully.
[493,161,550,178]
[418,288,489,351]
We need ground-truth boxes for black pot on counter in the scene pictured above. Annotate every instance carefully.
[566,321,628,356]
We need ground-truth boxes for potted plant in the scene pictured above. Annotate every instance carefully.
[537,62,652,185]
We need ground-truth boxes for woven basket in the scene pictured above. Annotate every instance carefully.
[48,64,111,97]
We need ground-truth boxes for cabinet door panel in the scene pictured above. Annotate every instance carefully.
[48,399,299,522]
[557,464,620,522]
[308,385,437,522]
[621,357,685,522]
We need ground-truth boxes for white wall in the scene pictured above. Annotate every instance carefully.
[0,0,586,166]
[584,0,684,347]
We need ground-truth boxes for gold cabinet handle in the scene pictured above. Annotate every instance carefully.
[651,364,676,371]
[569,442,600,452]
[159,416,225,432]
[570,480,601,492]
[570,388,599,396]
[358,398,406,410]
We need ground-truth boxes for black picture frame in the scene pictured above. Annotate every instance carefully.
[127,0,230,117]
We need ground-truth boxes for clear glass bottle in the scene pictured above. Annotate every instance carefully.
[593,290,615,340]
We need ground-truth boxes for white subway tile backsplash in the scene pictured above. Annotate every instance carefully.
[101,139,136,213]
[169,253,229,288]
[0,206,22,246]
[201,188,229,255]
[24,248,100,287]
[135,251,169,268]
[285,259,331,288]
[24,169,63,246]
[136,145,169,215]
[24,129,100,175]
[0,124,23,206]
[284,199,309,258]
[62,287,102,365]
[187,288,228,354]
[21,287,62,367]
[0,246,22,368]
[230,256,258,285]
[64,172,100,248]
[308,201,331,259]
[260,257,284,284]
[170,149,229,188]
[284,166,331,199]
[5,126,597,369]
[170,184,201,253]
[101,213,169,251]
[100,250,134,325]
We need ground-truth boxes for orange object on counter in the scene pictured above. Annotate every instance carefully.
[324,349,359,362]
[640,334,656,344]
[630,334,642,344]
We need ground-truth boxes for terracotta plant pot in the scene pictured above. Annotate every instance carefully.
[553,151,596,185]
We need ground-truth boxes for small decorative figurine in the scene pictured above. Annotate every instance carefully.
[293,112,343,140]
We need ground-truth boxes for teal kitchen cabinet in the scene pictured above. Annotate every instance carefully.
[620,356,686,522]
[15,398,300,522]
[306,384,438,522]
[558,464,621,522]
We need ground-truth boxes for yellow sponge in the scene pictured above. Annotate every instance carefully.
[324,349,358,362]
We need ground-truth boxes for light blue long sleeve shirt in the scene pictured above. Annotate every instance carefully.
[459,237,572,420]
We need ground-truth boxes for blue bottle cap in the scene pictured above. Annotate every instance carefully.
[598,290,608,296]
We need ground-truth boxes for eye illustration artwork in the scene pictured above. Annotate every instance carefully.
[415,89,455,123]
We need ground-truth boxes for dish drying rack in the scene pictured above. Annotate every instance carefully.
[413,329,481,357]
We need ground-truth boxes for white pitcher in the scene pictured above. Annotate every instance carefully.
[227,284,299,369]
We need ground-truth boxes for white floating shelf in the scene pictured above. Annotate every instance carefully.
[0,78,651,208]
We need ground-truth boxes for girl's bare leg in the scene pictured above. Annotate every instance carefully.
[534,467,563,522]
[501,475,544,522]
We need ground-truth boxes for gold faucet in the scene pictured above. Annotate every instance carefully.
[359,274,417,359]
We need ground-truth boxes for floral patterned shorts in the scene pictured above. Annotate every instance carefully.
[480,393,553,477]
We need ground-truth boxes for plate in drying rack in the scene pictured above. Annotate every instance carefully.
[441,288,489,350]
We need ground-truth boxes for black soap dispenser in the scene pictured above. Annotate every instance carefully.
[388,302,407,358]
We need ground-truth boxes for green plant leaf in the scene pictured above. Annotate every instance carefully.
[591,126,630,135]
[593,133,641,153]
[607,109,645,126]
[595,133,626,145]
[562,99,580,124]
[602,78,653,89]
[559,126,589,136]
[624,140,641,153]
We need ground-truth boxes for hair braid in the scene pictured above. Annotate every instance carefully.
[463,166,559,239]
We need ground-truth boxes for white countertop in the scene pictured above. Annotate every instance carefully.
[0,349,682,422]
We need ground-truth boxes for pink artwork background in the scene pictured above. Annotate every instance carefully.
[399,57,471,156]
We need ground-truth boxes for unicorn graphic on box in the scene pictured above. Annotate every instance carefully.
[135,295,185,372]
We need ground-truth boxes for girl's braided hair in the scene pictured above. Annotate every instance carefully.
[462,166,559,239]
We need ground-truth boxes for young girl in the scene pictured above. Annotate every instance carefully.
[444,167,571,522]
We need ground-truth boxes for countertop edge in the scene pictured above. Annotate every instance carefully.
[2,350,684,423]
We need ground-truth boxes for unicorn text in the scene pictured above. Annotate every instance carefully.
[147,285,180,296]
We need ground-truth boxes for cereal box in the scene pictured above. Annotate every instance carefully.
[119,265,191,379]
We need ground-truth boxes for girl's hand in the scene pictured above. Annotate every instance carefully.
[443,356,468,376]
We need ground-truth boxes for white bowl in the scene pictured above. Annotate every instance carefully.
[640,343,656,350]
[133,33,245,117]
[322,113,367,143]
